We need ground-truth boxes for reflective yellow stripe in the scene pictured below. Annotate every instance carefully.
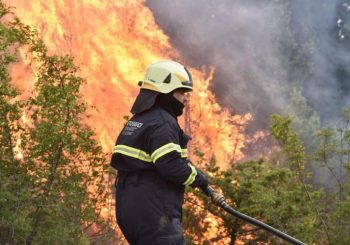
[112,145,152,163]
[183,163,197,186]
[151,143,182,162]
[181,149,188,158]
[113,143,188,163]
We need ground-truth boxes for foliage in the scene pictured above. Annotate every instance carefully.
[0,2,114,244]
[184,158,324,244]
[184,107,350,244]
[314,108,350,244]
[0,2,31,243]
[287,86,320,144]
[2,1,350,244]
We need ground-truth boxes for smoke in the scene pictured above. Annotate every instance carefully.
[146,0,350,130]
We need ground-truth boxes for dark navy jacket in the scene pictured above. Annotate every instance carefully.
[111,105,197,186]
[111,105,201,244]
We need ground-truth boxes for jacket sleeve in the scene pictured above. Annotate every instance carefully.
[146,122,198,186]
[190,167,209,190]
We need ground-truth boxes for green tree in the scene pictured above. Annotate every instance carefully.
[184,161,325,244]
[0,2,114,244]
[269,114,329,243]
[0,2,33,243]
[287,87,320,140]
[283,87,350,243]
[183,114,328,244]
[314,108,350,244]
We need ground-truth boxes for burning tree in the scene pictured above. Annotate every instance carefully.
[2,0,350,244]
[0,3,117,244]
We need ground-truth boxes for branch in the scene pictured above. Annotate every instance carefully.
[297,168,331,242]
[321,135,342,191]
[0,110,16,164]
[237,227,261,235]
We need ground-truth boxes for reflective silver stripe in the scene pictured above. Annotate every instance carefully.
[112,145,152,163]
[151,143,182,162]
[183,163,197,186]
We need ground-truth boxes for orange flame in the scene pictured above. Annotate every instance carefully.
[5,0,252,242]
[6,0,251,166]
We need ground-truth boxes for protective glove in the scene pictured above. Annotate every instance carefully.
[190,167,209,192]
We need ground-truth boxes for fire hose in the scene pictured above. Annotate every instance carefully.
[205,186,306,245]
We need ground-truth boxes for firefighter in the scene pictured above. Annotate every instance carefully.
[110,60,209,245]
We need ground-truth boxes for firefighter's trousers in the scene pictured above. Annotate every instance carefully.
[115,171,186,245]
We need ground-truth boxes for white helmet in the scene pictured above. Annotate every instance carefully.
[139,60,193,93]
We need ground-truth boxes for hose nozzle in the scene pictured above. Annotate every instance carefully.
[205,186,226,207]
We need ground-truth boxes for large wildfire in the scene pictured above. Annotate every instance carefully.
[5,0,253,243]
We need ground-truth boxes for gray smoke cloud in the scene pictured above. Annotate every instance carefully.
[146,0,350,130]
